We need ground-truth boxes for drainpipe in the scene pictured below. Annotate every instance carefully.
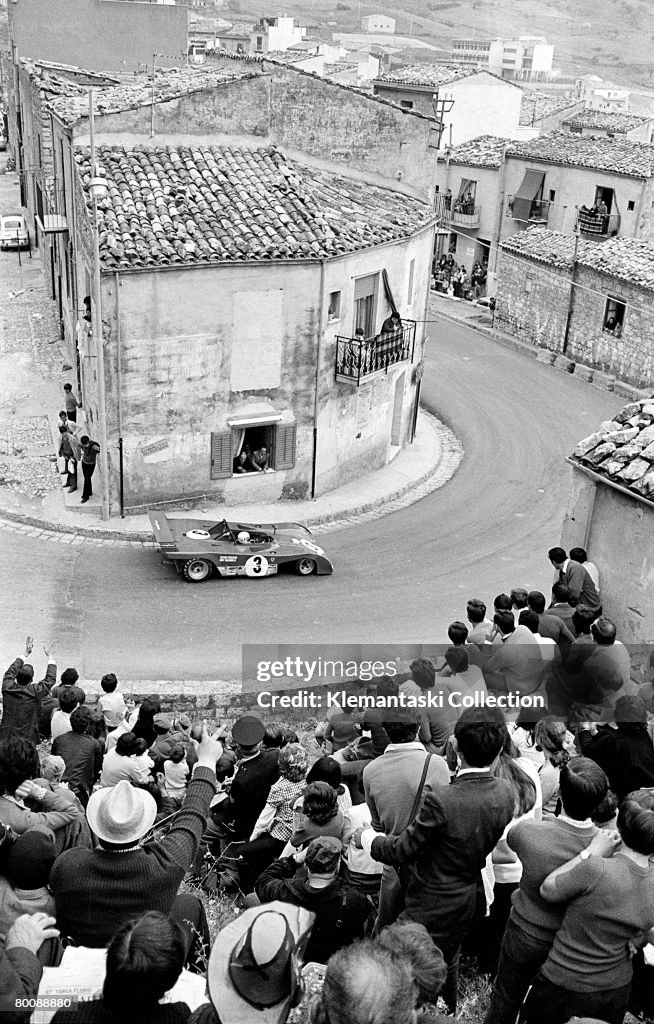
[89,91,110,521]
[311,261,326,499]
[491,143,509,276]
[114,271,125,517]
[562,229,580,356]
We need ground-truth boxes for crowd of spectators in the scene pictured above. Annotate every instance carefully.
[0,546,653,1023]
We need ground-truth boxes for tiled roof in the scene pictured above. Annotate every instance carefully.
[49,66,261,127]
[562,109,654,133]
[75,142,435,269]
[500,227,654,290]
[264,50,318,65]
[519,91,580,126]
[571,398,654,504]
[374,64,478,88]
[505,130,654,178]
[446,134,506,168]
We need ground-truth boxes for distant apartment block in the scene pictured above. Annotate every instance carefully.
[361,14,395,34]
[451,36,554,83]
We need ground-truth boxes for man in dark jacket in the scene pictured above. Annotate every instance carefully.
[255,836,370,963]
[51,706,104,806]
[1,641,57,746]
[578,695,654,801]
[359,708,514,1016]
[208,715,279,847]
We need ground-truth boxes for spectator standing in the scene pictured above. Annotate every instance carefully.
[62,383,81,423]
[569,546,600,594]
[163,745,189,808]
[548,546,601,613]
[79,435,101,504]
[52,706,104,807]
[58,425,81,492]
[50,689,78,742]
[1,641,57,746]
[98,674,126,732]
[484,757,608,1024]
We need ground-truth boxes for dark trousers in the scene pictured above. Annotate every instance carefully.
[67,411,77,423]
[484,917,551,1024]
[81,461,95,500]
[468,882,518,977]
[523,972,631,1024]
[171,893,211,972]
[237,833,285,893]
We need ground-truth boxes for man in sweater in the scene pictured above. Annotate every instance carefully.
[527,591,574,653]
[51,706,104,806]
[255,836,370,964]
[360,708,514,1015]
[484,757,608,1024]
[483,611,543,697]
[50,722,223,961]
[363,706,449,929]
[1,641,58,746]
[548,546,601,613]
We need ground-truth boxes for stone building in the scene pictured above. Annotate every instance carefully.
[562,398,654,644]
[561,109,654,143]
[73,141,435,512]
[496,227,654,388]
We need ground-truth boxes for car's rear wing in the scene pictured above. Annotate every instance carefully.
[147,510,175,546]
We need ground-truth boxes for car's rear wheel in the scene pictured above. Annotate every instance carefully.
[295,557,316,576]
[182,558,213,583]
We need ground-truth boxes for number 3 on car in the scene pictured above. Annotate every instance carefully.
[245,555,269,577]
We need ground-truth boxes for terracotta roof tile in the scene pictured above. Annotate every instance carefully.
[519,91,581,126]
[49,65,262,127]
[562,109,654,133]
[375,63,477,88]
[505,130,654,179]
[75,142,435,269]
[571,399,654,503]
[445,134,506,169]
[500,227,654,290]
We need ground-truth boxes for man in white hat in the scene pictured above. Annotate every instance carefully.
[50,722,223,965]
[192,901,314,1024]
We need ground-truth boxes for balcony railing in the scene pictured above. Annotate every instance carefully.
[335,320,416,386]
[505,195,551,224]
[451,204,481,228]
[575,207,621,238]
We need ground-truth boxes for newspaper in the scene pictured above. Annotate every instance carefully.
[32,945,207,1023]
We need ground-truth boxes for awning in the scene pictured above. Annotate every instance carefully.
[381,268,398,315]
[511,169,545,222]
[226,411,283,427]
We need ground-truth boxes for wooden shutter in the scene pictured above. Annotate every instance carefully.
[274,424,296,471]
[210,431,232,479]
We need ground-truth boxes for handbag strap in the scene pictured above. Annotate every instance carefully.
[407,753,432,827]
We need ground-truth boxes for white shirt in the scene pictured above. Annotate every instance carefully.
[50,710,73,741]
[99,690,126,729]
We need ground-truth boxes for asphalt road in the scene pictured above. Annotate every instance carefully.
[1,316,619,680]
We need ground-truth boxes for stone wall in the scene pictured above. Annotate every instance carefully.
[495,249,571,352]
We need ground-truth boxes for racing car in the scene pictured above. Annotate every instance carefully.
[148,511,333,582]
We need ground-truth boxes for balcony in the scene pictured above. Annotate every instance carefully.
[451,204,481,229]
[506,195,551,225]
[576,207,621,238]
[335,320,417,386]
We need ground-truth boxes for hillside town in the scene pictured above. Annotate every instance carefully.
[0,1,653,1022]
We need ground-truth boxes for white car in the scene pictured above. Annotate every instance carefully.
[0,214,30,250]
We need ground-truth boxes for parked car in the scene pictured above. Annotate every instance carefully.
[0,133,7,152]
[0,214,30,250]
[148,511,334,582]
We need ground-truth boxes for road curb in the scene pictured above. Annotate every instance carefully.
[0,412,462,544]
[431,306,652,402]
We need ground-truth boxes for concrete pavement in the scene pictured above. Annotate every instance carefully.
[0,158,462,541]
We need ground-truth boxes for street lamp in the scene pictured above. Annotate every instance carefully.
[88,90,111,521]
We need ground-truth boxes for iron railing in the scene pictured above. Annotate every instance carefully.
[335,320,417,386]
[451,204,481,227]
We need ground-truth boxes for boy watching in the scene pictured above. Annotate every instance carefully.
[98,673,126,732]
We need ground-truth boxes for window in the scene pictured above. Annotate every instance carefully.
[549,189,556,203]
[211,423,296,479]
[328,291,341,321]
[569,126,582,134]
[400,100,414,109]
[256,36,263,50]
[627,200,635,211]
[407,259,415,304]
[353,274,378,339]
[603,297,626,335]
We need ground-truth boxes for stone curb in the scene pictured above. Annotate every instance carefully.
[431,305,652,402]
[0,411,458,543]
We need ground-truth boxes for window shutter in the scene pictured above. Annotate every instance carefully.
[274,424,296,471]
[210,431,232,479]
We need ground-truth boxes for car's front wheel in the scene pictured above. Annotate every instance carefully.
[182,557,213,583]
[295,557,316,576]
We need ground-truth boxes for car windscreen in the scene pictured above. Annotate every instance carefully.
[209,520,232,540]
[3,219,23,230]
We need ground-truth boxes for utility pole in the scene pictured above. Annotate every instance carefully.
[562,228,580,356]
[150,54,157,137]
[88,90,111,521]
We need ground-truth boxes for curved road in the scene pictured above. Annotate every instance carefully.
[2,316,619,679]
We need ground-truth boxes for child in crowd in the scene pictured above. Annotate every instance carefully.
[98,673,126,732]
[163,744,189,806]
[131,737,155,784]
[40,755,68,789]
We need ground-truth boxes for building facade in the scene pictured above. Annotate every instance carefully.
[361,15,395,34]
[496,227,654,389]
[561,399,654,644]
[250,16,305,55]
[451,36,554,83]
[72,142,435,512]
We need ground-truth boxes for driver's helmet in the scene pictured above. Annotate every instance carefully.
[237,531,250,544]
